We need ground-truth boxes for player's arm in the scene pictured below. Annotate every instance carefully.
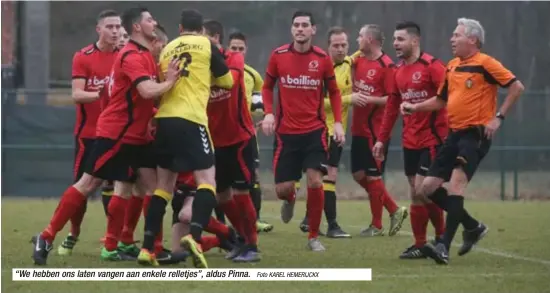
[126,53,178,99]
[210,44,233,89]
[324,57,343,123]
[484,57,524,117]
[261,52,278,115]
[377,72,402,144]
[71,53,100,103]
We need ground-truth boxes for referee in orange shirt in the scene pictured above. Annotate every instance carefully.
[401,18,524,265]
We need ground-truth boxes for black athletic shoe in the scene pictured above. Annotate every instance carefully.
[458,223,489,256]
[157,249,189,265]
[31,234,53,266]
[326,224,351,238]
[399,245,426,259]
[423,242,449,265]
[299,218,309,233]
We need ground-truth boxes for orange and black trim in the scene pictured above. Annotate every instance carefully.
[454,65,517,88]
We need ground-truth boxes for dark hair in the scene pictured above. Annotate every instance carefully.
[96,10,119,23]
[121,7,148,34]
[203,19,224,44]
[228,31,246,44]
[155,23,168,41]
[395,21,421,37]
[292,10,315,26]
[327,26,346,44]
[180,9,203,33]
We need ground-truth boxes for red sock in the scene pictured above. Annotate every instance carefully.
[42,186,87,243]
[120,196,144,245]
[426,202,445,237]
[104,196,128,251]
[69,202,87,237]
[201,235,220,252]
[359,178,384,229]
[410,204,430,247]
[220,198,246,240]
[234,193,258,245]
[205,216,230,238]
[307,187,324,239]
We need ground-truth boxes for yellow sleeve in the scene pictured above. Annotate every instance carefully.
[341,94,352,106]
[350,50,362,61]
[213,73,233,89]
[252,68,264,93]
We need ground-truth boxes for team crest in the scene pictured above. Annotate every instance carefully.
[367,69,376,79]
[308,60,319,72]
[412,71,422,83]
[465,78,473,89]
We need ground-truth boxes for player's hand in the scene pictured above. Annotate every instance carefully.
[400,102,415,115]
[484,117,501,139]
[351,93,370,107]
[372,141,385,161]
[333,122,345,146]
[165,59,182,83]
[261,114,275,136]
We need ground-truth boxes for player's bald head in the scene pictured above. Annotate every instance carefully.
[361,24,385,46]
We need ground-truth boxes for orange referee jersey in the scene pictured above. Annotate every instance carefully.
[437,52,517,130]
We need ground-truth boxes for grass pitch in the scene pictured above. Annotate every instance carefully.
[2,198,550,293]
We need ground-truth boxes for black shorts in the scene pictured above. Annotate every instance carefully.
[215,137,257,192]
[155,117,215,173]
[73,137,95,182]
[250,135,260,169]
[84,138,155,183]
[327,136,343,168]
[351,136,389,176]
[273,127,328,184]
[427,126,491,181]
[403,145,442,177]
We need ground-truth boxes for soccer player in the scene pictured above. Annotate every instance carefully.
[31,7,181,265]
[137,9,233,268]
[401,18,524,264]
[351,24,408,237]
[299,27,370,238]
[372,21,447,259]
[56,10,121,256]
[227,31,274,233]
[261,11,345,251]
[204,20,260,262]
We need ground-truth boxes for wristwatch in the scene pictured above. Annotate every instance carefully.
[496,112,505,120]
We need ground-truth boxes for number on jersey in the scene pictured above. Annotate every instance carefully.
[172,52,193,77]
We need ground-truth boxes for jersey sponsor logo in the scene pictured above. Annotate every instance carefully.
[87,76,111,90]
[209,87,231,103]
[353,80,375,94]
[400,89,429,103]
[279,74,321,90]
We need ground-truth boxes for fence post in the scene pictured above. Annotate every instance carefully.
[513,149,519,200]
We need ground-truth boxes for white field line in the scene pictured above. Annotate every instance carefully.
[261,214,550,266]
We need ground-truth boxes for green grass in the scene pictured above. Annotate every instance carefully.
[3,199,550,293]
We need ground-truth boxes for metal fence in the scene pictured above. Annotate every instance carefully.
[2,85,549,200]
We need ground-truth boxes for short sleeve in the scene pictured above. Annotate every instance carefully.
[265,51,279,79]
[437,72,449,102]
[72,52,88,80]
[121,52,152,87]
[484,57,517,87]
[429,59,447,89]
[323,55,336,79]
[210,43,230,78]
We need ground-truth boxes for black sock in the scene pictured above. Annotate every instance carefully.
[442,195,465,250]
[323,180,337,227]
[461,209,480,231]
[429,187,448,211]
[190,188,218,242]
[214,206,225,224]
[250,183,262,219]
[171,192,184,225]
[143,195,167,250]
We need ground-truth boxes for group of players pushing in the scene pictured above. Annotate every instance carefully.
[31,6,524,268]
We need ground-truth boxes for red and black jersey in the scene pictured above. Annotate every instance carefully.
[96,40,157,145]
[207,49,254,147]
[378,52,448,149]
[262,43,342,135]
[71,43,118,138]
[350,53,395,139]
[177,171,197,189]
